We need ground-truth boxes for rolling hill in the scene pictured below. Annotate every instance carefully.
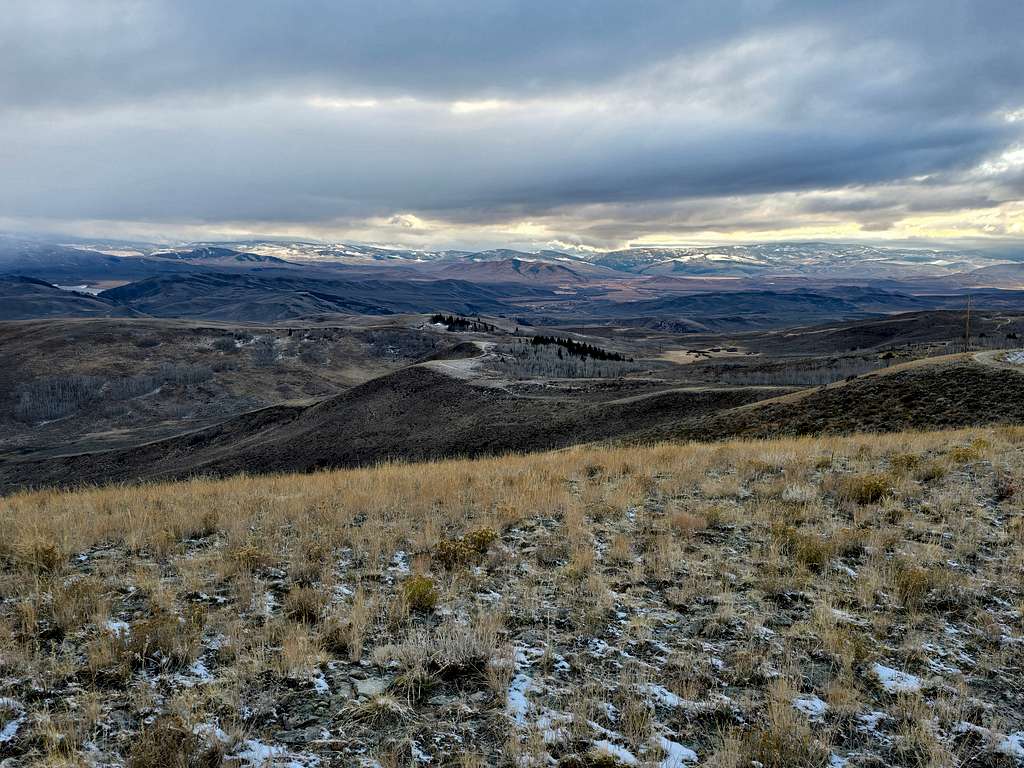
[0,276,138,320]
[5,351,1024,493]
[439,257,589,284]
[99,273,544,320]
[0,365,786,492]
[642,352,1024,442]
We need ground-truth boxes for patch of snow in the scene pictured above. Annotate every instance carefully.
[587,720,622,740]
[259,590,278,617]
[588,638,616,657]
[174,658,215,687]
[834,563,858,579]
[389,550,410,575]
[234,739,286,765]
[194,722,231,743]
[508,674,532,724]
[411,741,431,763]
[829,755,849,768]
[202,728,322,768]
[1000,732,1024,759]
[1004,351,1024,365]
[957,723,1024,760]
[0,698,26,744]
[793,695,828,720]
[655,735,698,766]
[536,710,570,744]
[55,284,103,295]
[645,684,684,708]
[873,663,923,693]
[105,619,131,637]
[924,655,961,675]
[593,740,638,765]
[857,710,891,732]
[312,670,330,695]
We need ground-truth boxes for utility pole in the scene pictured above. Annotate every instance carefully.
[964,295,972,353]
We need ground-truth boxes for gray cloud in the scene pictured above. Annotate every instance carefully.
[1,1,1022,247]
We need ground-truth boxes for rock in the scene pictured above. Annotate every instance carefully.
[353,677,388,698]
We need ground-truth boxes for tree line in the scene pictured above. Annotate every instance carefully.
[529,335,631,362]
[429,314,498,333]
[12,363,213,423]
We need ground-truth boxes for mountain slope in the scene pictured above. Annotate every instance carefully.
[0,366,785,492]
[0,276,139,320]
[150,246,295,266]
[643,353,1024,442]
[439,257,588,284]
[0,236,196,283]
[6,352,1024,493]
[100,273,540,320]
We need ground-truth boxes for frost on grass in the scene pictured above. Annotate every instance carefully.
[0,426,1023,765]
[872,663,923,693]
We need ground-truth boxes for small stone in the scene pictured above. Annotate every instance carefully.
[354,677,388,697]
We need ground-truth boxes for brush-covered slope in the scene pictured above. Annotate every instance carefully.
[647,353,1024,442]
[0,276,139,320]
[100,273,541,320]
[0,366,784,492]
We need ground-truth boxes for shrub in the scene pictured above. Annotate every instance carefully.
[402,575,439,613]
[771,523,835,572]
[14,535,64,574]
[892,561,952,611]
[914,460,948,482]
[889,453,921,474]
[562,753,630,768]
[670,511,708,538]
[948,446,979,463]
[994,469,1016,501]
[128,714,222,768]
[226,542,273,575]
[127,605,205,670]
[434,527,498,569]
[836,473,894,504]
[948,439,988,464]
[463,527,498,554]
[284,586,325,624]
[342,694,413,726]
[814,454,835,470]
[434,538,474,569]
[320,616,351,655]
[50,576,106,632]
[738,688,831,768]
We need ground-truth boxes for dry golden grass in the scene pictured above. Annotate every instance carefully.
[1,425,1023,765]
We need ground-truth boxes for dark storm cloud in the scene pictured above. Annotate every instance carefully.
[1,0,1022,244]
[0,1,814,108]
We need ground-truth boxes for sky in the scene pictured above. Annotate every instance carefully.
[1,0,1023,252]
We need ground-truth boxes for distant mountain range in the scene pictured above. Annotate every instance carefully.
[211,239,1013,278]
[1,233,1023,323]
[2,233,1018,281]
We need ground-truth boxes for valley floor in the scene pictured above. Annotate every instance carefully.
[1,427,1023,766]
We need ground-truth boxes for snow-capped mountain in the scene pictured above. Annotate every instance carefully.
[579,243,1005,277]
[213,240,466,264]
[218,240,1009,278]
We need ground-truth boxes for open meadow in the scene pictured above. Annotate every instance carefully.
[2,427,1023,766]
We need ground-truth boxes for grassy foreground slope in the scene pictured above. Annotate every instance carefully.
[2,427,1024,766]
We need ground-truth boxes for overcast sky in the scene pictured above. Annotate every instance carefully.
[2,1,1023,251]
